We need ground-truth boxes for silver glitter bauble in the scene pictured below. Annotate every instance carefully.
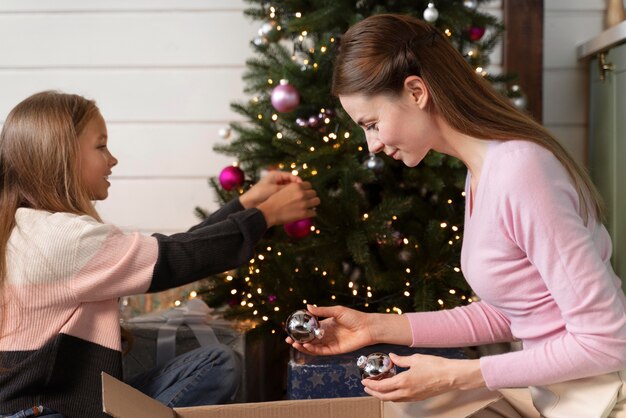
[357,352,397,380]
[285,309,324,343]
[363,153,385,174]
[423,3,439,23]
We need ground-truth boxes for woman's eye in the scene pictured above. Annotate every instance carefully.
[365,123,378,131]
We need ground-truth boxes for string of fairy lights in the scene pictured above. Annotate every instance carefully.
[168,2,509,331]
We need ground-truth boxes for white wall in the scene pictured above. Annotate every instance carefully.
[544,0,606,166]
[1,1,601,236]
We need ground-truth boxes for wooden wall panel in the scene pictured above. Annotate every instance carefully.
[0,12,257,67]
[0,68,248,121]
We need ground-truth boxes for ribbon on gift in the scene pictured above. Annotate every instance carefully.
[142,298,220,367]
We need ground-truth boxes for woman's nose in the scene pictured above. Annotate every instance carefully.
[367,137,384,154]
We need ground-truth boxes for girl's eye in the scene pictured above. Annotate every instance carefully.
[365,123,378,131]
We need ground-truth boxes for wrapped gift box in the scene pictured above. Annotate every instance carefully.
[121,299,255,402]
[288,344,468,400]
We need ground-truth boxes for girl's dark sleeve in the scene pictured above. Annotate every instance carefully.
[148,207,266,292]
[187,198,245,233]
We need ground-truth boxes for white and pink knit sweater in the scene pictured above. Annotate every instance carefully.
[0,199,266,417]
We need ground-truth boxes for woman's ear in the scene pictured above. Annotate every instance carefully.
[404,75,429,109]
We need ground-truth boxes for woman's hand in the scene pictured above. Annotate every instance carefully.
[286,305,376,355]
[361,354,485,402]
[239,171,302,209]
[286,305,413,355]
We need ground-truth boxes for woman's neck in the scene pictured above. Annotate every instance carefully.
[434,119,490,182]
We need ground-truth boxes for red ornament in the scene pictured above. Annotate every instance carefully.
[219,166,245,191]
[284,218,313,239]
[271,79,300,113]
[468,26,486,41]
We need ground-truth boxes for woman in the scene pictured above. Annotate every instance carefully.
[287,14,626,417]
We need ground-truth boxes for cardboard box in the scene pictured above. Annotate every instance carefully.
[101,372,503,418]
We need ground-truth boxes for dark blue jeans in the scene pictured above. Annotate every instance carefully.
[125,343,241,407]
[4,343,240,417]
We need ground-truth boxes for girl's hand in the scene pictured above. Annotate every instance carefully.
[286,305,377,355]
[361,354,485,402]
[240,171,302,209]
[256,181,320,227]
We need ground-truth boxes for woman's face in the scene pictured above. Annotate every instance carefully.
[78,112,118,200]
[339,77,438,167]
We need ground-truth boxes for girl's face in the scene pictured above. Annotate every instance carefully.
[78,113,118,200]
[339,77,438,167]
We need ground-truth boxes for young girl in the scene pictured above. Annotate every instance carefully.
[287,14,626,417]
[0,90,320,418]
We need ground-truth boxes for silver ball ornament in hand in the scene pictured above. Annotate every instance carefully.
[357,352,397,380]
[285,309,324,343]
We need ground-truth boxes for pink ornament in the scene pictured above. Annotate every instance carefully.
[219,166,245,191]
[284,218,313,239]
[271,79,300,113]
[468,26,486,41]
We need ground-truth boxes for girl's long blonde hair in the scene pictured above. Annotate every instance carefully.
[332,14,604,224]
[0,91,103,346]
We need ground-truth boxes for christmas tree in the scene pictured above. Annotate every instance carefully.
[197,0,508,331]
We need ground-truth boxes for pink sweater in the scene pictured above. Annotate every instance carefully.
[406,140,626,389]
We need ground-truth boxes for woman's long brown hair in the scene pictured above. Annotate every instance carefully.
[332,13,603,224]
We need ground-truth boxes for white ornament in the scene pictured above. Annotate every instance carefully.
[423,3,439,23]
[509,85,528,110]
[463,0,478,9]
[252,35,269,47]
[511,95,528,110]
[259,20,278,36]
[218,127,231,139]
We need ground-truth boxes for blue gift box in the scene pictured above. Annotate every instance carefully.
[287,344,468,400]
